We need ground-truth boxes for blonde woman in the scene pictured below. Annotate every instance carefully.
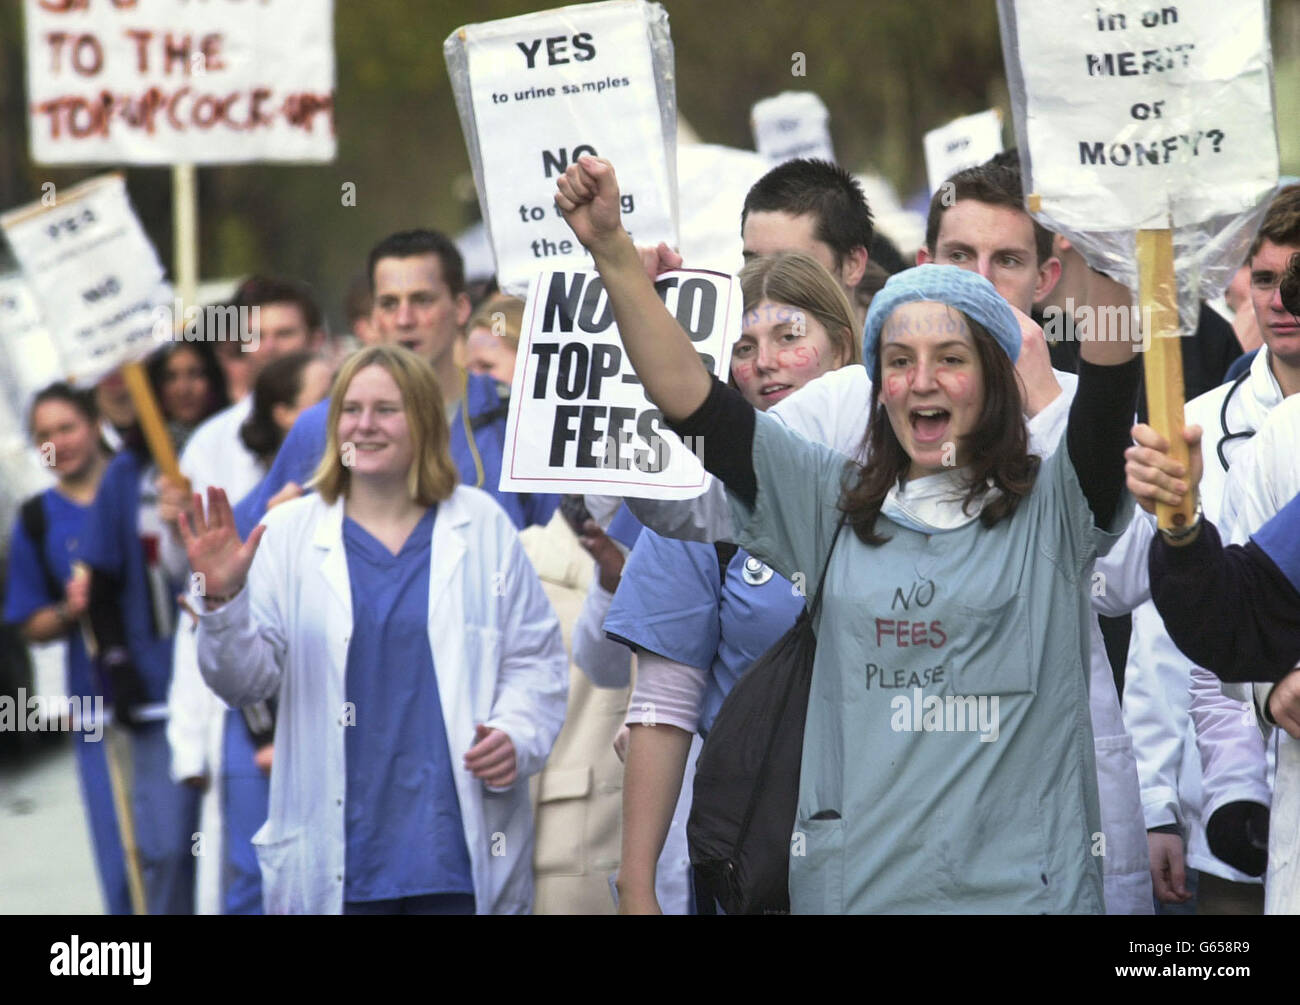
[180,345,567,914]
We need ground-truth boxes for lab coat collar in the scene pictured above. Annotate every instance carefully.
[309,491,469,614]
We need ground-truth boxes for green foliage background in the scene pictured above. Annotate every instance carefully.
[1,0,1297,330]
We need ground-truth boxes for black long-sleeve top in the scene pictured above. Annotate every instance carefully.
[1150,514,1300,684]
[668,357,1142,532]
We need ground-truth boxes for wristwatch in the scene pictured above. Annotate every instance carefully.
[1159,496,1203,544]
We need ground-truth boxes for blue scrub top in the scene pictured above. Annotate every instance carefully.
[341,506,475,903]
[234,373,558,538]
[603,527,805,735]
[4,489,98,702]
[76,451,181,705]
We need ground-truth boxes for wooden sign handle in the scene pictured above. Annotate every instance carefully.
[121,360,186,485]
[1136,228,1197,530]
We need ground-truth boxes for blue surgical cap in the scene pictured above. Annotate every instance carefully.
[862,264,1021,367]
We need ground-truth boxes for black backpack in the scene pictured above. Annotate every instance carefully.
[688,519,845,915]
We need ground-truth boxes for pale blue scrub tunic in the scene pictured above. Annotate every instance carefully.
[729,412,1129,913]
[604,528,804,735]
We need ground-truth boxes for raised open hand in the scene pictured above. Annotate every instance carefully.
[177,486,266,603]
[554,155,625,253]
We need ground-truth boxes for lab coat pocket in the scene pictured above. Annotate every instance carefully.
[1092,733,1147,880]
[252,827,305,915]
[465,624,502,688]
[533,766,591,876]
[789,816,844,915]
[950,596,1035,697]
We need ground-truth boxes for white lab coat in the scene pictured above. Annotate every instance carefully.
[628,365,1154,912]
[1221,393,1300,913]
[196,486,569,914]
[1122,348,1281,884]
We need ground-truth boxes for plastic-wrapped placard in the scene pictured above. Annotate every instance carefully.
[997,0,1278,333]
[445,1,678,296]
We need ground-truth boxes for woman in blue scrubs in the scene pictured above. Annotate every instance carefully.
[79,342,228,914]
[607,254,860,914]
[181,345,566,914]
[4,383,124,912]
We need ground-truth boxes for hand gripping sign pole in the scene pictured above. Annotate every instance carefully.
[1136,226,1195,528]
[999,0,1279,531]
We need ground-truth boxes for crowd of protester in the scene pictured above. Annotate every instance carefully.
[5,136,1300,914]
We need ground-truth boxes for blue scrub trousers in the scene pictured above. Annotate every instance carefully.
[131,721,200,915]
[72,729,132,915]
[221,709,269,914]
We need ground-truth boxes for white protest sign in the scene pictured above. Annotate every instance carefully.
[0,273,62,424]
[923,109,1003,194]
[751,91,835,165]
[1005,0,1276,231]
[2,175,173,385]
[448,0,677,295]
[25,0,335,165]
[500,268,739,499]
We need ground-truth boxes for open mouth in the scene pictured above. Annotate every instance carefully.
[398,339,420,352]
[909,407,951,443]
[759,382,792,400]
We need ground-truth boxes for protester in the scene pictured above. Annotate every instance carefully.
[77,340,229,915]
[606,251,859,914]
[1126,419,1299,684]
[4,383,125,914]
[166,278,326,915]
[1121,184,1300,913]
[182,345,567,914]
[1128,414,1300,915]
[557,155,1142,912]
[460,294,523,387]
[740,158,872,329]
[623,154,1153,913]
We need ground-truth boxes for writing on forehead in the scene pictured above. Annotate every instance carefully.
[743,303,805,329]
[881,305,965,343]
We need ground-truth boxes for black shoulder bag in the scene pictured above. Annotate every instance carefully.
[688,517,846,915]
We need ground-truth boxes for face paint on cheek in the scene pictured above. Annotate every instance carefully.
[939,372,972,399]
[732,361,756,383]
[883,374,907,400]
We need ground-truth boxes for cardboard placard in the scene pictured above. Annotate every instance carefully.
[751,91,835,165]
[2,175,173,385]
[25,0,336,165]
[923,109,1003,195]
[500,268,739,499]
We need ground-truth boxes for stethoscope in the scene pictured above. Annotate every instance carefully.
[1216,368,1255,471]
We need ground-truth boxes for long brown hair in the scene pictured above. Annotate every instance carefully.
[839,315,1039,545]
